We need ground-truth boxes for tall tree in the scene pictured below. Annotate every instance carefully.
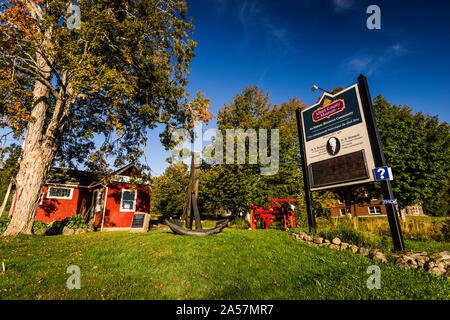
[0,0,200,235]
[372,95,449,216]
[152,161,189,219]
[208,86,306,217]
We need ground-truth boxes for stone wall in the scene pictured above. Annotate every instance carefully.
[292,231,450,279]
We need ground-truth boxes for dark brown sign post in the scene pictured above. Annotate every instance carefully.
[296,74,405,251]
[357,74,405,251]
[295,108,317,235]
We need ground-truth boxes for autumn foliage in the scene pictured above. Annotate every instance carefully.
[0,0,206,235]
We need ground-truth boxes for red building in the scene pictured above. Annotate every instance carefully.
[329,198,425,218]
[7,164,151,230]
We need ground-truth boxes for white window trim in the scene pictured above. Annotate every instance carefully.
[368,206,382,215]
[94,189,105,213]
[120,189,137,212]
[46,187,74,200]
[412,206,420,215]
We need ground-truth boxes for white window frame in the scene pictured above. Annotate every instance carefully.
[339,208,351,216]
[120,189,137,212]
[368,206,382,215]
[412,206,420,215]
[46,187,74,199]
[93,189,105,213]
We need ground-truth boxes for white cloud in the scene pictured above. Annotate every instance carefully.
[341,43,408,76]
[332,0,354,12]
[347,57,374,72]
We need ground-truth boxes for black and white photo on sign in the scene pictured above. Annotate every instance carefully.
[326,137,340,155]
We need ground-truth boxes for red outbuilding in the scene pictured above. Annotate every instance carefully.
[6,164,151,231]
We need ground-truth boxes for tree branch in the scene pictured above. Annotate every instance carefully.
[11,63,60,101]
[24,0,43,21]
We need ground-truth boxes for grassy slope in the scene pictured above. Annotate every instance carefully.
[0,229,448,300]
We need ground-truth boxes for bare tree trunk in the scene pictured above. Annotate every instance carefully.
[3,152,54,235]
[2,50,62,236]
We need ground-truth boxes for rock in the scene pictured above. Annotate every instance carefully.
[324,239,330,244]
[437,262,447,270]
[427,266,446,276]
[304,235,313,242]
[432,251,450,268]
[395,258,410,270]
[292,233,301,240]
[372,251,388,263]
[313,236,324,244]
[429,251,450,263]
[416,257,427,269]
[331,237,341,245]
[340,242,349,251]
[369,250,380,259]
[409,252,428,259]
[429,253,441,261]
[34,228,48,236]
[357,247,369,257]
[329,244,340,250]
[350,245,359,254]
[318,243,329,247]
[74,228,87,234]
[426,261,437,270]
[408,252,428,268]
[299,231,308,239]
[437,251,450,260]
[62,227,75,235]
[445,269,450,279]
[404,256,418,269]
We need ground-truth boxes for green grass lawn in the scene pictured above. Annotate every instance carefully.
[0,228,448,300]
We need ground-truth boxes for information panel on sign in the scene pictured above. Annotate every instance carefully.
[301,84,376,191]
[310,150,369,188]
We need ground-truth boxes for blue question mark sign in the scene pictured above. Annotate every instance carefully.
[377,167,385,179]
[374,166,392,181]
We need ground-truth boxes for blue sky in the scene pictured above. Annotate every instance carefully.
[145,0,450,176]
[2,1,449,176]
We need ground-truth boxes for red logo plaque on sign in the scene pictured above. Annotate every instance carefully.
[312,99,345,122]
